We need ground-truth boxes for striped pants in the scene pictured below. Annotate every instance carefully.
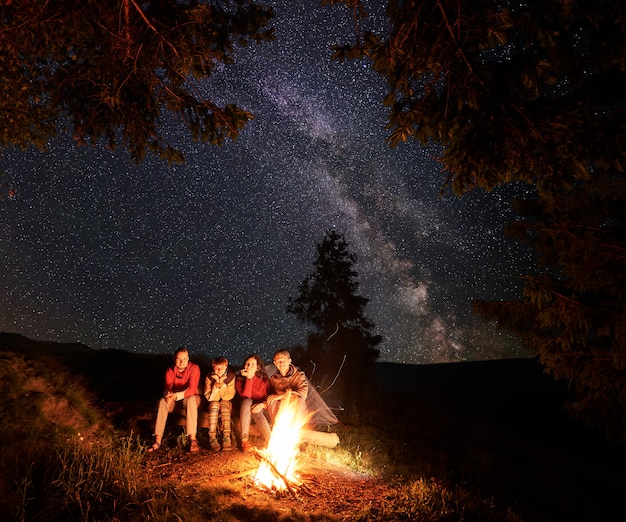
[208,400,232,437]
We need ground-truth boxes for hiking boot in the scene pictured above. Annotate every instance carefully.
[241,439,253,453]
[209,438,221,451]
[222,436,232,451]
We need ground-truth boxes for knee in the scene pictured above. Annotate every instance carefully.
[158,397,171,412]
[251,402,266,415]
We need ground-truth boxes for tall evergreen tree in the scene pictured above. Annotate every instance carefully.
[326,0,626,438]
[288,230,374,336]
[287,230,380,408]
[472,176,626,440]
[0,0,274,163]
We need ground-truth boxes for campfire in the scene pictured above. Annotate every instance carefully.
[254,391,312,493]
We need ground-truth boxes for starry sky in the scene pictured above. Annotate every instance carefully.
[0,0,535,365]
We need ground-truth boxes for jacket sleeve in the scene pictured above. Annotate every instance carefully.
[203,375,212,401]
[292,370,309,399]
[183,364,201,398]
[163,367,175,395]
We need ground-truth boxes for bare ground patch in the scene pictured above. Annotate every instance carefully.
[144,446,389,520]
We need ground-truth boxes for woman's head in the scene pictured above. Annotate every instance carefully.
[244,354,265,376]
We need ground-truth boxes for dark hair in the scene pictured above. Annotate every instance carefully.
[245,353,267,377]
[173,346,189,359]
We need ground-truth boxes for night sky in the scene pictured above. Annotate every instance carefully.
[0,0,534,365]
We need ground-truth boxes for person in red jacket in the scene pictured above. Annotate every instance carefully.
[235,354,271,451]
[148,347,202,453]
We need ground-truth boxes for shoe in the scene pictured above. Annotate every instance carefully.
[209,438,221,451]
[241,440,253,453]
[222,436,232,451]
[147,441,161,453]
[189,439,200,452]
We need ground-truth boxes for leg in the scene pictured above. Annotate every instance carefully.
[252,403,272,443]
[184,395,201,452]
[239,398,252,442]
[267,397,281,422]
[208,401,220,450]
[220,400,233,450]
[150,396,174,451]
[184,395,201,439]
[268,394,306,421]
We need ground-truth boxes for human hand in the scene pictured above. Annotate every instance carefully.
[266,394,282,405]
[251,402,266,414]
[211,374,225,387]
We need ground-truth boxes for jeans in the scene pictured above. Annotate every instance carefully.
[240,398,272,442]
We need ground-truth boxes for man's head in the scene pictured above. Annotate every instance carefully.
[173,347,190,373]
[212,356,228,377]
[273,349,292,376]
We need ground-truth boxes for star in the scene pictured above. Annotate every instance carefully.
[0,0,534,365]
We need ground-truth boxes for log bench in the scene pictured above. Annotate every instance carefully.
[170,404,339,448]
[105,400,340,448]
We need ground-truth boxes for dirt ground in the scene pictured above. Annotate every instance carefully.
[144,443,389,520]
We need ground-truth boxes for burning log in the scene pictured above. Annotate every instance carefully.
[252,391,311,494]
[254,448,299,495]
[254,449,318,497]
[300,428,339,448]
[251,391,341,497]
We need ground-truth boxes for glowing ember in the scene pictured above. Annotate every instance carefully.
[254,391,311,491]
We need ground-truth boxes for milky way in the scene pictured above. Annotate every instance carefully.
[0,0,535,365]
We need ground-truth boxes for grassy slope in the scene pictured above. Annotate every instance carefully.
[1,332,625,521]
[376,359,626,520]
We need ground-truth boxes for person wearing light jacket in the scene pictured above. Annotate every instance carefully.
[204,356,236,451]
[148,346,202,453]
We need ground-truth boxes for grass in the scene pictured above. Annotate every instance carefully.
[8,427,521,522]
[17,435,145,522]
[299,423,531,521]
[1,332,625,521]
[302,425,390,476]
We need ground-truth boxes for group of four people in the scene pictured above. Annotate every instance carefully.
[147,346,308,453]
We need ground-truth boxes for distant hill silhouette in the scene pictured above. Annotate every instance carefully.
[0,331,211,402]
[2,331,626,521]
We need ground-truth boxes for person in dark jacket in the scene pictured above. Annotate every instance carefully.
[251,349,310,445]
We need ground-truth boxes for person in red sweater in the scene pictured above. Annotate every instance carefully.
[148,347,202,452]
[235,354,271,451]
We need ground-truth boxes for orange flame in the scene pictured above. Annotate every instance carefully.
[254,391,310,491]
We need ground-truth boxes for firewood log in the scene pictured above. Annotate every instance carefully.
[300,429,340,448]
